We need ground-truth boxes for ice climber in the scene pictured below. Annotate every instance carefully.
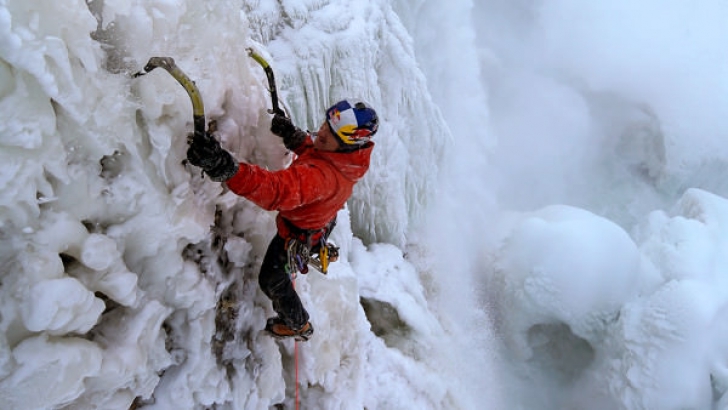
[186,99,379,341]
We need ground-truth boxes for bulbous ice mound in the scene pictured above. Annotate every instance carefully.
[490,205,640,360]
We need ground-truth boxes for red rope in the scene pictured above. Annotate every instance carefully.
[295,339,299,409]
[293,276,300,410]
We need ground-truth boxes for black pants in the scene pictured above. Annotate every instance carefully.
[259,234,309,329]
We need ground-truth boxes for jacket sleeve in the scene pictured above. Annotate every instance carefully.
[224,159,333,212]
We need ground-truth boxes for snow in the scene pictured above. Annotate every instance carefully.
[2,0,728,409]
[490,206,641,351]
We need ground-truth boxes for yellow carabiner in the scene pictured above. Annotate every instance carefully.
[319,245,329,274]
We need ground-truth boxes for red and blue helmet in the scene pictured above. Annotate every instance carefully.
[326,99,379,148]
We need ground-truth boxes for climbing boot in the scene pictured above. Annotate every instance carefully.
[265,317,314,342]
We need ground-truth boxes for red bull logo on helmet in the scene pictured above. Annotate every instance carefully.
[326,99,378,147]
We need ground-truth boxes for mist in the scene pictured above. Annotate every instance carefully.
[464,1,728,407]
[470,0,728,225]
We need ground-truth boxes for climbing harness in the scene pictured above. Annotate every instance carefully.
[284,218,340,276]
[285,237,340,276]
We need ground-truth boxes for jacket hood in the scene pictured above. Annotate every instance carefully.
[316,142,374,182]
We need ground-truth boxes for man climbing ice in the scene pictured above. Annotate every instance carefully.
[186,99,378,341]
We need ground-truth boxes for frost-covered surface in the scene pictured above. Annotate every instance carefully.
[485,192,728,409]
[4,0,728,409]
[0,0,491,409]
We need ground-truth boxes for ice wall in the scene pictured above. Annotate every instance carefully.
[0,0,484,409]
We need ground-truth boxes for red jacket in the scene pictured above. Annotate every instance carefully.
[226,135,373,239]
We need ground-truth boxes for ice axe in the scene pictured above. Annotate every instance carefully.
[133,57,218,148]
[246,48,287,117]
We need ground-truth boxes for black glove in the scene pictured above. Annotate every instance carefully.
[270,113,296,138]
[271,114,307,151]
[186,133,239,182]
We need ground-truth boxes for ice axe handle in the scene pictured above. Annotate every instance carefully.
[134,57,207,138]
[247,48,286,117]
